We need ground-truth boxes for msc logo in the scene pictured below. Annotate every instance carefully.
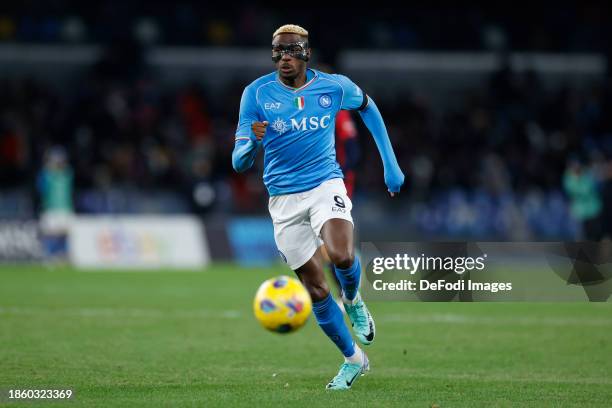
[271,118,289,134]
[264,102,281,110]
[291,114,332,131]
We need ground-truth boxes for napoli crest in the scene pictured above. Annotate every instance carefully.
[318,94,332,108]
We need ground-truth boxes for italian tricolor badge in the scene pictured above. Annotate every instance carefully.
[294,96,305,110]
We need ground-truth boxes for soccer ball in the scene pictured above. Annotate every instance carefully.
[253,275,312,333]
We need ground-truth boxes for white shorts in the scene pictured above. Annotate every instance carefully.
[268,178,354,270]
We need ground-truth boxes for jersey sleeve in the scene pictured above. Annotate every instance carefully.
[235,85,260,141]
[333,74,368,111]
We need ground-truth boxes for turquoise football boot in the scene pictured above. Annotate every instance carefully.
[325,350,370,390]
[343,292,376,345]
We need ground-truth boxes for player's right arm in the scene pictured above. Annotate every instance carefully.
[232,86,266,173]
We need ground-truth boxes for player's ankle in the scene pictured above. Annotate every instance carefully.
[345,344,364,365]
[342,291,361,305]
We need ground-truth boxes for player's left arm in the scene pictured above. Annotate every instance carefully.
[335,75,405,195]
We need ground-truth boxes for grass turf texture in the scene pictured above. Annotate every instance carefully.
[1,264,611,407]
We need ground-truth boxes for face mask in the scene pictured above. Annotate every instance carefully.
[271,41,309,62]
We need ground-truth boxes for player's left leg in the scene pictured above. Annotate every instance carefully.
[321,219,375,345]
[294,248,353,355]
[294,248,369,390]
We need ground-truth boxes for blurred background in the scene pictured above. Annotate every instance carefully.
[1,2,612,267]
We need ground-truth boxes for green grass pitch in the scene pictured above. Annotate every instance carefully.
[1,264,611,407]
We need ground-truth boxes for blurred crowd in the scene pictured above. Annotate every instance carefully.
[0,64,240,214]
[0,4,610,55]
[382,64,612,196]
[2,51,612,225]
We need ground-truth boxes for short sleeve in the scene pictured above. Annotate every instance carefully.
[333,74,368,111]
[235,85,260,141]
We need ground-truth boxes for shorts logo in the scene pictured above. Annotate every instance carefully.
[278,250,288,263]
[318,94,332,108]
[271,117,289,134]
[332,195,347,213]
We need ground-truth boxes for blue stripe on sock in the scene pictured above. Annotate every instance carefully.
[312,293,355,357]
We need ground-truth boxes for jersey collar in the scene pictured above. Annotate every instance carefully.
[276,68,318,92]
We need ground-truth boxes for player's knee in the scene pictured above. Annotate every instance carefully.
[327,248,354,270]
[303,279,330,302]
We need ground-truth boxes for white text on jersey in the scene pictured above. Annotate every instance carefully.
[290,115,332,131]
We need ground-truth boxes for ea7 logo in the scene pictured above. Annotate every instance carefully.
[291,115,332,131]
[264,102,281,110]
[332,195,347,213]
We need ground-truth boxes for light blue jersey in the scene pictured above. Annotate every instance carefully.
[235,69,367,196]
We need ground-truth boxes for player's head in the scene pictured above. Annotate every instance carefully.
[272,24,311,81]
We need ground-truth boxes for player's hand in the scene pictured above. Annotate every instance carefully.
[385,167,405,197]
[251,121,268,141]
